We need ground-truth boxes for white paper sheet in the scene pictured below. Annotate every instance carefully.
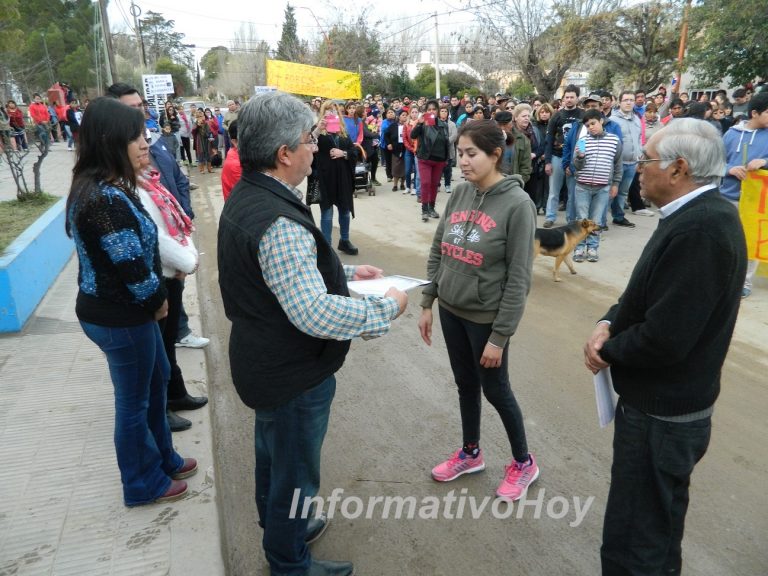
[347,275,430,297]
[594,368,619,428]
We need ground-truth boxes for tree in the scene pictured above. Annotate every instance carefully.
[200,46,230,82]
[1,0,98,99]
[507,79,536,100]
[276,4,307,63]
[586,1,680,93]
[462,0,620,99]
[139,11,192,68]
[687,0,768,87]
[413,66,448,97]
[316,17,383,75]
[443,70,481,97]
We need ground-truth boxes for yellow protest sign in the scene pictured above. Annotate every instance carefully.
[265,60,361,100]
[739,170,768,270]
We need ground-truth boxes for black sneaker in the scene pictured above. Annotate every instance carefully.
[421,210,429,222]
[337,240,359,255]
[613,218,636,228]
[429,208,440,218]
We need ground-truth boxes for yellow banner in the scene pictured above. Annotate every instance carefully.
[739,170,768,269]
[265,60,361,100]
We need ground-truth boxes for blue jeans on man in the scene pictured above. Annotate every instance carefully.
[608,162,637,225]
[601,400,711,576]
[574,183,609,251]
[255,375,336,575]
[545,155,576,223]
[80,320,184,506]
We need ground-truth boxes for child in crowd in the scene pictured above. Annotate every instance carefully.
[571,109,623,263]
[160,124,179,160]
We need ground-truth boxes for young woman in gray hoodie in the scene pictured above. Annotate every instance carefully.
[418,120,539,503]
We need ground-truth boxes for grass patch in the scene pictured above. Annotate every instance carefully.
[0,194,59,254]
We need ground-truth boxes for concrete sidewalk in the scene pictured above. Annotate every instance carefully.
[0,143,225,575]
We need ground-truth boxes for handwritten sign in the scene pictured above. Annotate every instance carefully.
[266,60,361,99]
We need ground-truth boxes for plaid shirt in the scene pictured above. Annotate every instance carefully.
[258,176,398,340]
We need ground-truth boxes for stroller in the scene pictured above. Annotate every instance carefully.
[352,144,374,197]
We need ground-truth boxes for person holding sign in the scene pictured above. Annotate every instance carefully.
[721,91,768,298]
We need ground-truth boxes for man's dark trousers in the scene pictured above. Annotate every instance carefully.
[601,400,711,576]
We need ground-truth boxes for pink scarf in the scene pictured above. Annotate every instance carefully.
[139,169,194,245]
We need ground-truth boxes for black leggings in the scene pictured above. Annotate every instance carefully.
[369,148,379,182]
[439,306,529,461]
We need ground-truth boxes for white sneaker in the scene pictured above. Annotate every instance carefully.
[633,208,655,217]
[403,187,410,195]
[176,333,210,348]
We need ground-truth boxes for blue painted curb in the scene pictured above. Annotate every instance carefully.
[0,197,74,332]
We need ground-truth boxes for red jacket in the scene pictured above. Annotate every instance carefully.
[29,102,50,124]
[403,121,418,153]
[8,107,25,129]
[55,104,68,123]
[221,147,242,201]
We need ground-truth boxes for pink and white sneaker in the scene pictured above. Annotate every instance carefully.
[431,449,486,482]
[496,453,540,502]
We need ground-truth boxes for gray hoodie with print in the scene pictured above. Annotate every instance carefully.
[420,174,536,347]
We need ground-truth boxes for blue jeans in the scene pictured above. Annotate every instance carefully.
[320,207,351,245]
[404,150,417,190]
[609,162,637,223]
[255,375,336,575]
[574,184,609,251]
[602,400,711,576]
[80,320,183,506]
[545,156,576,222]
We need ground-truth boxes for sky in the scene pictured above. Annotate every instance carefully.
[107,0,479,63]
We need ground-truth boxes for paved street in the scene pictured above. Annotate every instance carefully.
[1,145,767,575]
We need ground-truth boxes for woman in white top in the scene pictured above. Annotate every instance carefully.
[136,156,207,422]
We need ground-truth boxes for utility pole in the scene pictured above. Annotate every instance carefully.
[98,0,117,83]
[41,32,55,86]
[130,1,147,67]
[674,0,693,95]
[434,12,441,100]
[93,7,102,92]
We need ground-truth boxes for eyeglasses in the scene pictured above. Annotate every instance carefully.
[636,153,678,165]
[506,106,514,110]
[214,109,220,112]
[300,135,318,147]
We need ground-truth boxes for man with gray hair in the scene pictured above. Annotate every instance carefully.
[217,91,407,576]
[583,119,747,575]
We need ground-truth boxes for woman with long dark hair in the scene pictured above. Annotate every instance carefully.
[418,119,539,503]
[65,97,195,507]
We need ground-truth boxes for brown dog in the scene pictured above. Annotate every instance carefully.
[534,219,600,282]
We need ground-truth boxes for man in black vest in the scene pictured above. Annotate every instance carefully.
[583,118,747,576]
[218,91,407,576]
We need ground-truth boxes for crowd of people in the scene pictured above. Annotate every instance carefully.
[17,73,762,576]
